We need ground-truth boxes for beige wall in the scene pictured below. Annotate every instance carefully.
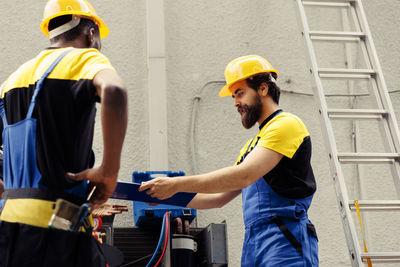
[1,1,400,266]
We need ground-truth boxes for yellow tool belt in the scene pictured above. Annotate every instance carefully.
[0,198,93,231]
[0,198,55,228]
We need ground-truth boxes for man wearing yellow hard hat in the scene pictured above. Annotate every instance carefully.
[140,55,319,266]
[0,0,127,266]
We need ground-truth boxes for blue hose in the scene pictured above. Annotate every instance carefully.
[146,213,167,267]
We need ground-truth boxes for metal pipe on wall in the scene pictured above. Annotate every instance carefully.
[147,0,168,170]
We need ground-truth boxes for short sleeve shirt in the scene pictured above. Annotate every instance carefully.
[0,47,115,192]
[236,110,316,199]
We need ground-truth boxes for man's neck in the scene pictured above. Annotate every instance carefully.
[257,100,280,126]
[49,39,88,49]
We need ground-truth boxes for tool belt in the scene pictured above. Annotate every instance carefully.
[0,188,90,230]
[3,188,85,205]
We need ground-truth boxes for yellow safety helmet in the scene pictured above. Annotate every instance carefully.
[40,0,109,39]
[219,55,279,97]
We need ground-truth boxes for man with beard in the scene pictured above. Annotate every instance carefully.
[139,55,318,266]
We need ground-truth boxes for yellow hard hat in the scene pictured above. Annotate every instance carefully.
[41,0,109,39]
[219,55,279,97]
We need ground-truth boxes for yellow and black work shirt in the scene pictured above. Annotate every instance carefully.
[0,47,115,191]
[236,110,316,199]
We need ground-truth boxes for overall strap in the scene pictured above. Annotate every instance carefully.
[241,110,283,161]
[0,101,8,127]
[26,49,74,119]
[242,136,261,161]
[0,83,8,127]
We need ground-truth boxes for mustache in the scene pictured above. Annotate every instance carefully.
[237,104,249,113]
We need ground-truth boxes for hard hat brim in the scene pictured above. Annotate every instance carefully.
[218,85,231,97]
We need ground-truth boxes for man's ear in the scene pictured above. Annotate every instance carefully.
[89,28,95,46]
[86,28,96,47]
[259,82,269,97]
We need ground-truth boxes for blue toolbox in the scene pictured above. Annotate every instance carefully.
[132,171,197,227]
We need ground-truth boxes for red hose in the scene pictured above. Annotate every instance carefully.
[154,212,169,267]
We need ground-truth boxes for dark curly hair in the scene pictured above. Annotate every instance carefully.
[246,73,280,104]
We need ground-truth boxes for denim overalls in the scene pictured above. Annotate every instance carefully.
[0,49,86,209]
[239,113,318,266]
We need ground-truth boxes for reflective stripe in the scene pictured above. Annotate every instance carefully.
[0,198,55,228]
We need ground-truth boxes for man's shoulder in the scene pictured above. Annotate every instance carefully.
[257,112,310,158]
[1,55,40,96]
[266,112,307,131]
[53,48,114,81]
[258,111,310,143]
[62,48,109,66]
[273,112,304,123]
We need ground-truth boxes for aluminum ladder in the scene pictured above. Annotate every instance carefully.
[294,0,400,265]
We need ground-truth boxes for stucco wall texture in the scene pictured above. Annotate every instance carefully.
[1,1,400,266]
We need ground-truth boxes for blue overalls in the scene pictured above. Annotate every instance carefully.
[240,140,319,266]
[0,49,86,210]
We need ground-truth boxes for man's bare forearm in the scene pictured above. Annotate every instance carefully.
[187,190,241,209]
[100,84,128,175]
[175,165,250,194]
[175,146,283,194]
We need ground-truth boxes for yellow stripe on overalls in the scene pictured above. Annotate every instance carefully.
[354,200,372,267]
[0,199,55,228]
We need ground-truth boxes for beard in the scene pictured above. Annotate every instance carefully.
[238,94,262,129]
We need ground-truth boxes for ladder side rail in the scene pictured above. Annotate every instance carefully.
[353,0,400,153]
[349,5,394,149]
[294,1,363,266]
[349,4,397,153]
[353,27,400,196]
[367,76,400,196]
[342,6,371,250]
[350,2,400,197]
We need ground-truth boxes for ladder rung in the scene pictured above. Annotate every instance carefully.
[349,200,400,211]
[360,252,400,263]
[311,36,360,42]
[310,31,364,42]
[327,109,388,120]
[318,68,375,79]
[338,153,400,164]
[303,0,355,1]
[310,31,365,38]
[303,1,351,7]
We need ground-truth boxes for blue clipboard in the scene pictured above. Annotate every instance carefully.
[110,181,196,207]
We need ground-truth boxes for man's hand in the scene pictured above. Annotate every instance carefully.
[91,202,128,217]
[66,166,118,205]
[138,177,179,200]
